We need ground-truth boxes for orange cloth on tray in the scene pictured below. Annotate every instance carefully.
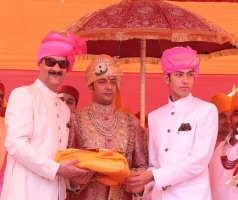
[55,148,130,186]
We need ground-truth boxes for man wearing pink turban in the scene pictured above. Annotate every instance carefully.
[125,46,218,200]
[1,31,89,200]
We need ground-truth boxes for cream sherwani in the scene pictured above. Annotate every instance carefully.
[144,93,218,200]
[209,133,238,200]
[1,79,70,200]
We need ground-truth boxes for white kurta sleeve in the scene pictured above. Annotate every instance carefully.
[4,87,60,181]
[152,103,218,190]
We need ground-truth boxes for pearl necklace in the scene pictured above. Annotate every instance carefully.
[87,108,119,137]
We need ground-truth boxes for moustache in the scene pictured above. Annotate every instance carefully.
[48,71,62,76]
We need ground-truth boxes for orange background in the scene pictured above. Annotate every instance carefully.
[0,0,238,74]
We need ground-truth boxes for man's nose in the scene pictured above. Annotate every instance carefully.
[106,82,112,89]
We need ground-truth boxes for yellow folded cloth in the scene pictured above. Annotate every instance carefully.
[55,148,130,186]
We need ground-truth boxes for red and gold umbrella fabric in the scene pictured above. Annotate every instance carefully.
[62,0,238,64]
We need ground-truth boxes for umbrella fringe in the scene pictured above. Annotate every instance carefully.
[66,29,238,46]
[78,49,238,65]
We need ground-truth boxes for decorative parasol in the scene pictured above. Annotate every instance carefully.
[62,0,238,127]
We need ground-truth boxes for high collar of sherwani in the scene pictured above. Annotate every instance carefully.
[88,101,116,114]
[168,93,193,109]
[35,78,58,99]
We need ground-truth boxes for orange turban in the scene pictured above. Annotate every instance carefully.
[210,93,232,114]
[230,92,238,114]
[85,54,123,88]
[55,148,130,186]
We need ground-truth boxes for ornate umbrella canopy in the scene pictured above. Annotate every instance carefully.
[61,0,238,127]
[62,0,238,64]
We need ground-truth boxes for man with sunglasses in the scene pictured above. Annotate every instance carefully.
[1,31,88,200]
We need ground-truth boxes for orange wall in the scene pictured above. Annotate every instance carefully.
[0,0,238,74]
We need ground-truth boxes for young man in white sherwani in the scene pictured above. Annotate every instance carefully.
[1,31,90,200]
[209,92,238,200]
[125,46,218,200]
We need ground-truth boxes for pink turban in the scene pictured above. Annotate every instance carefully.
[0,81,4,93]
[161,46,200,78]
[37,31,87,72]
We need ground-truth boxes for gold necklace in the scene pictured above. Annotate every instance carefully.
[87,108,119,137]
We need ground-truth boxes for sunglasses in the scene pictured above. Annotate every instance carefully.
[43,57,70,69]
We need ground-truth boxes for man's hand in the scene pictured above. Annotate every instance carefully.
[124,171,154,190]
[56,159,89,178]
[70,171,95,186]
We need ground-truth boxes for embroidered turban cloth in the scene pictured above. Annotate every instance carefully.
[161,46,200,79]
[85,54,123,88]
[0,80,5,93]
[57,85,79,104]
[37,31,87,72]
[211,93,232,114]
[230,91,238,114]
[55,148,130,186]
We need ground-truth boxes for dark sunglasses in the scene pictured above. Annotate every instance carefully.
[43,57,70,69]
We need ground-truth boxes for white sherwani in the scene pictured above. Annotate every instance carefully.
[1,79,70,200]
[209,133,238,200]
[144,93,218,200]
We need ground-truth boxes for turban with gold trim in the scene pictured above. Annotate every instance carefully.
[161,46,200,78]
[85,54,123,88]
[230,92,238,114]
[37,31,87,72]
[55,148,130,186]
[210,93,232,114]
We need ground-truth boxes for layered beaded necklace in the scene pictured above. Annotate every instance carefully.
[220,135,238,170]
[87,108,119,137]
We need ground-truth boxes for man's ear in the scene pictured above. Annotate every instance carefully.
[163,74,170,85]
[88,85,93,93]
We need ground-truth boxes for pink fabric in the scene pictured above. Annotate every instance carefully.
[37,31,87,72]
[161,46,200,78]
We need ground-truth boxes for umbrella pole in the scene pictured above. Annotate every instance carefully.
[140,39,146,128]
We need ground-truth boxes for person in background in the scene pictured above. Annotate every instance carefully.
[0,80,7,195]
[125,46,218,200]
[57,85,79,113]
[211,93,232,148]
[209,92,238,200]
[1,31,89,200]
